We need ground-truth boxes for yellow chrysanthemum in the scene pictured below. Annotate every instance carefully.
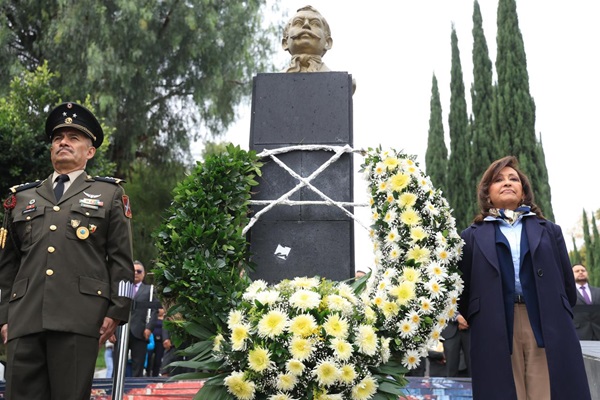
[291,276,320,289]
[355,325,378,356]
[383,156,399,170]
[231,324,250,351]
[393,281,416,305]
[407,245,430,263]
[351,375,378,400]
[286,359,305,376]
[389,172,409,191]
[313,360,339,386]
[339,364,357,384]
[257,310,288,338]
[248,346,273,373]
[276,373,298,391]
[289,314,317,337]
[224,371,256,400]
[213,333,224,352]
[403,267,421,283]
[398,192,417,208]
[289,336,313,361]
[323,314,349,338]
[381,300,400,318]
[364,306,376,323]
[410,226,428,242]
[330,338,353,361]
[400,208,421,226]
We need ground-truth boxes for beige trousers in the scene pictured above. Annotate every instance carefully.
[511,303,550,400]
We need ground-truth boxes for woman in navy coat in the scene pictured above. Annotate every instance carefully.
[458,156,590,399]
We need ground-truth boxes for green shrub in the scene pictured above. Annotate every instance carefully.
[153,144,262,344]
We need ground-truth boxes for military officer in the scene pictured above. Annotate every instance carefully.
[0,102,134,399]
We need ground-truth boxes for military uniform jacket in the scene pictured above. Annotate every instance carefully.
[0,172,134,340]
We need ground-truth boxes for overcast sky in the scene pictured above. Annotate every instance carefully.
[196,0,600,266]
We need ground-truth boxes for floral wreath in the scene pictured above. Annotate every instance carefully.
[200,148,464,400]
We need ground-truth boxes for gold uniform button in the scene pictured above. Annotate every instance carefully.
[85,212,90,216]
[97,290,102,295]
[48,246,55,253]
[46,269,54,276]
[50,225,57,231]
[12,293,16,298]
[26,216,31,220]
[53,206,60,211]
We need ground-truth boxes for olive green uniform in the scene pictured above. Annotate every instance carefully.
[0,172,134,399]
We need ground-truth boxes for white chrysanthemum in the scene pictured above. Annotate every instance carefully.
[286,359,305,376]
[242,280,268,301]
[383,209,396,223]
[380,337,392,363]
[424,201,439,216]
[257,310,288,338]
[289,336,314,361]
[374,162,386,176]
[255,289,281,305]
[426,261,447,279]
[425,279,445,299]
[248,346,274,373]
[291,276,320,289]
[339,364,357,384]
[337,283,358,304]
[398,318,418,338]
[385,228,400,244]
[418,297,435,314]
[355,325,378,355]
[289,289,321,310]
[313,359,339,386]
[269,394,297,400]
[330,338,353,361]
[227,310,245,329]
[325,294,353,315]
[378,181,388,193]
[275,373,298,392]
[429,327,442,342]
[388,245,401,260]
[436,247,451,265]
[383,268,397,278]
[402,349,422,369]
[407,310,421,325]
[371,211,380,222]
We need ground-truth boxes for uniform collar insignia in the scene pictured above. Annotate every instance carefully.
[83,191,102,198]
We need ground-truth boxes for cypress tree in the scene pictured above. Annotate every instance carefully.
[570,237,582,266]
[495,0,554,219]
[582,209,594,271]
[591,213,600,286]
[470,0,497,186]
[446,26,473,230]
[425,74,448,190]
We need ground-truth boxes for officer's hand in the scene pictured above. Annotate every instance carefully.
[1,324,7,344]
[99,317,120,346]
[163,338,172,351]
[144,328,152,341]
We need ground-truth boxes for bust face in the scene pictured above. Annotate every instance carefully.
[283,9,332,56]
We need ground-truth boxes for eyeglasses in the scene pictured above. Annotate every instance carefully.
[135,269,144,274]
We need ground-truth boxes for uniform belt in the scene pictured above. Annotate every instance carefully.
[514,294,526,304]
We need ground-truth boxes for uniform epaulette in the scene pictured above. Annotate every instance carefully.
[9,180,42,194]
[92,176,126,185]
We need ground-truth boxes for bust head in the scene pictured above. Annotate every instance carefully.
[282,6,332,57]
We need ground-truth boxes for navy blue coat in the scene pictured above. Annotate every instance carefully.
[458,217,591,399]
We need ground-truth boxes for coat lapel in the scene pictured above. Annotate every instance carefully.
[474,222,500,272]
[58,173,92,204]
[525,216,544,258]
[36,175,56,204]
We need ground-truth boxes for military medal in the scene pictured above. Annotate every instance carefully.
[71,219,81,228]
[89,224,97,233]
[76,226,90,240]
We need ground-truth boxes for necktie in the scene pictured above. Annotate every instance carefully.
[54,174,70,201]
[581,286,592,305]
[133,284,139,298]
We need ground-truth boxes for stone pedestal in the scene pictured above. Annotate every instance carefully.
[249,72,354,283]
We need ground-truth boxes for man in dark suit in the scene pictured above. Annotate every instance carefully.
[441,313,470,377]
[572,263,600,340]
[0,102,134,399]
[127,260,157,377]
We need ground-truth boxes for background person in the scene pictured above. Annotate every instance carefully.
[0,102,134,399]
[572,263,600,340]
[458,155,590,399]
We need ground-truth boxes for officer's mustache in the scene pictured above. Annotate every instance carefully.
[290,30,320,40]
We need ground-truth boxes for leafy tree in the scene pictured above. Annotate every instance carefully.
[495,0,554,219]
[425,74,447,190]
[0,63,114,194]
[446,27,473,230]
[470,0,497,188]
[0,0,277,177]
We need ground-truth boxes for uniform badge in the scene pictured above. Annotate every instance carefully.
[122,195,132,218]
[84,191,102,199]
[76,226,90,240]
[71,219,81,228]
[89,224,97,233]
